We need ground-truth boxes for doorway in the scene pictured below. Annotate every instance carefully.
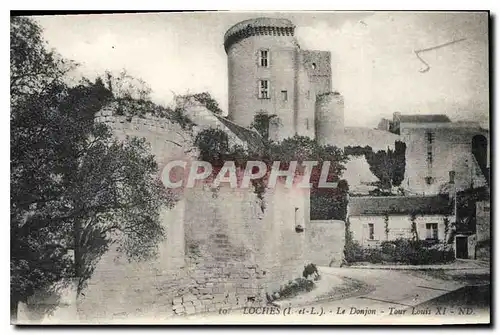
[456,236,469,259]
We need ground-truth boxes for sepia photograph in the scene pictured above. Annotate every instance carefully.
[10,10,491,325]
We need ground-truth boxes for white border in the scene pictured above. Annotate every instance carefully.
[2,2,498,334]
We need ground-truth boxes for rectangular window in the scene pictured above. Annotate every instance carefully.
[368,223,374,240]
[426,223,438,240]
[259,50,269,67]
[258,80,270,99]
[281,90,288,101]
[306,119,309,130]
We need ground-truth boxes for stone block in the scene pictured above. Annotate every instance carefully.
[173,304,185,313]
[213,293,226,302]
[198,288,212,295]
[185,305,196,314]
[182,293,197,303]
[173,297,182,305]
[200,294,214,300]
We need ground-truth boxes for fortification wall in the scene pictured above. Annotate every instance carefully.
[307,220,345,267]
[76,110,308,321]
[176,180,308,315]
[76,111,191,321]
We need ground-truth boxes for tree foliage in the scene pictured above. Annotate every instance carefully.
[250,111,279,141]
[102,70,195,129]
[194,128,348,215]
[345,141,406,189]
[176,91,224,115]
[10,16,174,320]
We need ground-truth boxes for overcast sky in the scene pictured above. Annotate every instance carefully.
[35,11,489,128]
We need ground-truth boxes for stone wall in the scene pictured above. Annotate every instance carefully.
[475,200,490,260]
[307,220,345,267]
[175,180,308,316]
[75,110,308,321]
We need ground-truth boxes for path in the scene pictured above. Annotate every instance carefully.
[97,266,490,324]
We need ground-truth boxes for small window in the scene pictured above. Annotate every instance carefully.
[368,223,374,240]
[259,50,269,67]
[306,119,309,130]
[281,90,288,102]
[311,62,317,70]
[306,90,310,99]
[426,223,438,240]
[258,80,270,99]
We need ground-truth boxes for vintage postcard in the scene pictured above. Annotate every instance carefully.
[10,11,490,325]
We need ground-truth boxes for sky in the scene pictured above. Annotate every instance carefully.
[35,11,489,128]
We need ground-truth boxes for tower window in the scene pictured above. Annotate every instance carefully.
[311,62,317,70]
[259,50,269,67]
[281,90,288,101]
[258,80,270,99]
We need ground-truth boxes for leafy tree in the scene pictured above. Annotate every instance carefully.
[384,213,390,240]
[176,91,224,115]
[102,70,195,129]
[409,212,419,241]
[193,130,348,216]
[361,141,406,189]
[11,17,174,321]
[250,111,279,142]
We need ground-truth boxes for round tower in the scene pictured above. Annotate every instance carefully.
[315,92,345,147]
[224,18,299,139]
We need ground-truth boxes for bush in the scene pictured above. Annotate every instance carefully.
[270,277,315,301]
[355,238,455,265]
[343,239,364,264]
[302,263,319,279]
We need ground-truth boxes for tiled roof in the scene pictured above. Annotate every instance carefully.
[213,114,264,152]
[348,195,452,216]
[399,115,451,123]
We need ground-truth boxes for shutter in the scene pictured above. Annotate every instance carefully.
[418,223,426,240]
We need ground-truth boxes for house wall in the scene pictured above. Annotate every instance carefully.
[400,124,489,195]
[349,214,449,247]
[476,200,491,260]
[307,220,345,266]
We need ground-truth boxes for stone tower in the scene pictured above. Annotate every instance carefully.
[224,17,342,144]
[224,18,298,141]
[315,92,345,147]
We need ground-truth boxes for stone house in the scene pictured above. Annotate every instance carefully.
[347,195,453,247]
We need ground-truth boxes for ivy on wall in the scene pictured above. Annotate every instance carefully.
[193,125,348,214]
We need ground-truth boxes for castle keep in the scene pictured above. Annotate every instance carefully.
[224,18,345,145]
